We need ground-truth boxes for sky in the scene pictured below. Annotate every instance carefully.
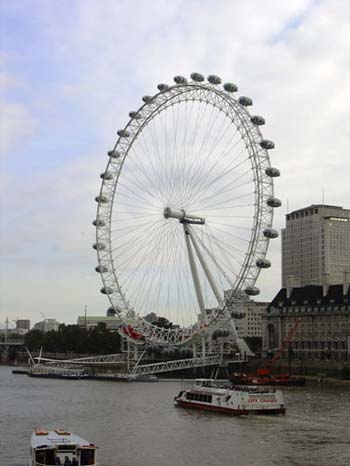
[0,0,349,328]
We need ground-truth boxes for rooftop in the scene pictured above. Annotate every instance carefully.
[31,430,93,449]
[269,284,350,309]
[287,204,347,216]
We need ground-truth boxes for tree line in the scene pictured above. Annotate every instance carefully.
[24,323,122,354]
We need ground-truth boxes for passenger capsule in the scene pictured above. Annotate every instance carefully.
[245,286,260,296]
[267,197,282,208]
[238,96,253,106]
[223,82,238,92]
[174,75,187,84]
[263,228,279,239]
[251,115,265,126]
[142,95,153,103]
[100,172,113,180]
[129,111,142,120]
[157,83,169,91]
[93,242,106,251]
[265,167,280,177]
[95,265,108,273]
[191,72,205,82]
[100,287,113,295]
[117,129,130,138]
[92,218,105,227]
[260,139,275,150]
[107,149,121,159]
[207,75,222,85]
[95,195,108,204]
[256,258,271,269]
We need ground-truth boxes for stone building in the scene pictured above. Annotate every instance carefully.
[77,315,122,330]
[263,281,350,362]
[233,300,269,338]
[33,319,60,332]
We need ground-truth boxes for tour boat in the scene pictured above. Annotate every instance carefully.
[175,379,286,415]
[29,428,98,465]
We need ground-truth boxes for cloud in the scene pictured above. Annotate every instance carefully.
[0,101,38,159]
[1,0,349,326]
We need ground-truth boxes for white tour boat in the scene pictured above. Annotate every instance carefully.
[175,379,286,415]
[29,428,98,466]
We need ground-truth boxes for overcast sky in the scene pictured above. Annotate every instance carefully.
[1,0,349,328]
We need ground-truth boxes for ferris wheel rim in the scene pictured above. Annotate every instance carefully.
[94,74,279,345]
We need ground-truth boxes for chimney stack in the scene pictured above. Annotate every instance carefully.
[343,269,350,296]
[322,272,330,297]
[286,275,301,298]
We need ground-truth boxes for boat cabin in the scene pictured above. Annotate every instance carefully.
[194,379,230,389]
[30,429,98,466]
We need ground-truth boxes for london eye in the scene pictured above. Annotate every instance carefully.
[94,73,280,347]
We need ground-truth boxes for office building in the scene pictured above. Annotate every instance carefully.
[282,204,350,287]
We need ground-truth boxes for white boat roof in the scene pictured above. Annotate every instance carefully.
[31,430,95,449]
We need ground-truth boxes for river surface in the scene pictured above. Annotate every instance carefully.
[1,366,350,466]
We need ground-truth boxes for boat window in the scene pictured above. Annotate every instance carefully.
[81,448,95,465]
[35,449,55,465]
[185,392,212,403]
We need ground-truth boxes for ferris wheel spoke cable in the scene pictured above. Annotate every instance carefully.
[157,109,176,200]
[200,191,255,212]
[191,175,253,212]
[203,203,254,211]
[129,222,170,312]
[116,180,158,206]
[121,154,161,202]
[192,225,239,284]
[149,227,182,317]
[173,102,195,198]
[111,218,157,234]
[112,221,165,270]
[171,101,210,205]
[188,144,249,208]
[147,118,172,196]
[199,225,248,262]
[180,102,219,198]
[131,134,166,200]
[209,221,251,245]
[183,114,243,196]
[115,219,167,265]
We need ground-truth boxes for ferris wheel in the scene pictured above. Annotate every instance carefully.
[94,73,280,346]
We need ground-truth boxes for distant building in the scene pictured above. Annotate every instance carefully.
[282,204,350,287]
[77,315,122,330]
[16,319,30,331]
[263,281,350,362]
[34,319,60,332]
[223,290,267,338]
[232,300,268,338]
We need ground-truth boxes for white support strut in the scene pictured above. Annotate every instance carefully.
[183,223,206,319]
[186,225,223,306]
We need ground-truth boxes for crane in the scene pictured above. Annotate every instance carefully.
[257,318,302,376]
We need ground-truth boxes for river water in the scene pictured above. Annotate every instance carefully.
[1,366,350,466]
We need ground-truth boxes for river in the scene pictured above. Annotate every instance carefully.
[1,366,350,466]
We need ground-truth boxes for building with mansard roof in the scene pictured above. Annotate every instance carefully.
[262,281,350,364]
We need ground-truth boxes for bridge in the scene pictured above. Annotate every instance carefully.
[32,352,245,379]
[0,340,25,352]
